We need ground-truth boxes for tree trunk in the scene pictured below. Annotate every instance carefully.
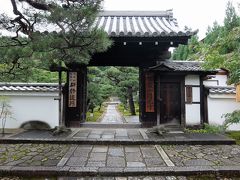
[127,87,136,115]
[90,108,94,113]
[98,103,102,111]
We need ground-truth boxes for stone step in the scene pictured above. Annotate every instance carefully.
[80,123,142,129]
[1,165,240,178]
[161,125,184,132]
[1,135,236,145]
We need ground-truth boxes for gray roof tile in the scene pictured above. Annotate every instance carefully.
[97,11,196,37]
[149,61,205,72]
[207,86,236,94]
[0,83,59,92]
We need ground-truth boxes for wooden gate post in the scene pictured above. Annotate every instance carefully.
[65,65,87,127]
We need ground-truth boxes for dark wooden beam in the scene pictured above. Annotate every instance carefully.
[90,42,171,66]
[111,36,189,46]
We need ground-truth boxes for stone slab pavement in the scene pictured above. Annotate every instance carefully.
[0,143,240,178]
[1,128,235,145]
[124,116,140,124]
[100,104,125,124]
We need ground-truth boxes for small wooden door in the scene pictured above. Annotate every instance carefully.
[160,82,181,125]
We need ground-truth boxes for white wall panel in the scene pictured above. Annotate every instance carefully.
[185,104,201,125]
[185,75,200,86]
[192,87,200,102]
[3,94,58,129]
[208,95,240,131]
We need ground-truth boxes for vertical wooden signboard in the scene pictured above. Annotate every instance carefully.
[236,84,240,102]
[145,72,155,112]
[68,72,78,107]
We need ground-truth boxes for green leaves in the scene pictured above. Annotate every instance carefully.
[224,1,240,32]
[0,0,111,82]
[203,26,240,84]
[172,1,240,84]
[172,35,200,60]
[86,66,139,114]
[223,110,240,128]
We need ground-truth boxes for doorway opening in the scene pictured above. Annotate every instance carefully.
[84,66,140,127]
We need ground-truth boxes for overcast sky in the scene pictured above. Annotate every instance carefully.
[103,0,240,39]
[0,0,239,39]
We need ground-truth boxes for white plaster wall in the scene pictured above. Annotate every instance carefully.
[216,75,228,86]
[193,87,200,102]
[203,75,230,86]
[208,95,240,131]
[203,80,218,86]
[185,75,200,85]
[185,104,201,125]
[1,93,58,129]
[185,75,201,125]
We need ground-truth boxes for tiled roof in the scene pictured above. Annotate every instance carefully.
[207,86,236,94]
[96,11,196,37]
[0,83,59,92]
[149,61,208,72]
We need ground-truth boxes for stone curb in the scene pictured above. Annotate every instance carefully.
[0,138,235,145]
[0,166,240,177]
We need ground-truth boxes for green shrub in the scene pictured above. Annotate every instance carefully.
[223,110,240,129]
[0,96,13,136]
[86,105,105,122]
[204,123,225,134]
[226,131,240,145]
[185,123,226,134]
[185,128,208,133]
[185,109,240,134]
[117,103,139,116]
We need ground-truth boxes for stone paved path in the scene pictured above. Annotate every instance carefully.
[0,144,240,176]
[163,145,240,166]
[0,144,69,167]
[57,175,234,180]
[73,128,145,140]
[100,104,125,124]
[58,144,240,169]
[124,115,140,124]
[6,128,234,144]
[1,175,232,180]
[63,145,166,168]
[0,128,239,178]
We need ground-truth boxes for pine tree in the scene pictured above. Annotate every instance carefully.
[224,1,240,32]
[0,0,112,81]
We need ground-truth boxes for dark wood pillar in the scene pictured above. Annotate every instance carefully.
[200,75,206,127]
[139,66,157,127]
[65,65,87,127]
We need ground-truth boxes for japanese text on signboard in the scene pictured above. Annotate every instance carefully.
[145,72,154,112]
[68,72,77,107]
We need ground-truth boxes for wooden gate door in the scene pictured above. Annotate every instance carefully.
[160,82,181,125]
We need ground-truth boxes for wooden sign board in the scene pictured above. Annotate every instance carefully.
[186,86,193,104]
[145,72,155,112]
[236,84,240,102]
[68,72,78,107]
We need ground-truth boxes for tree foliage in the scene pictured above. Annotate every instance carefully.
[172,35,200,60]
[105,67,139,115]
[87,67,115,113]
[223,110,240,129]
[201,1,240,84]
[0,0,111,81]
[86,66,139,115]
[172,1,240,84]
